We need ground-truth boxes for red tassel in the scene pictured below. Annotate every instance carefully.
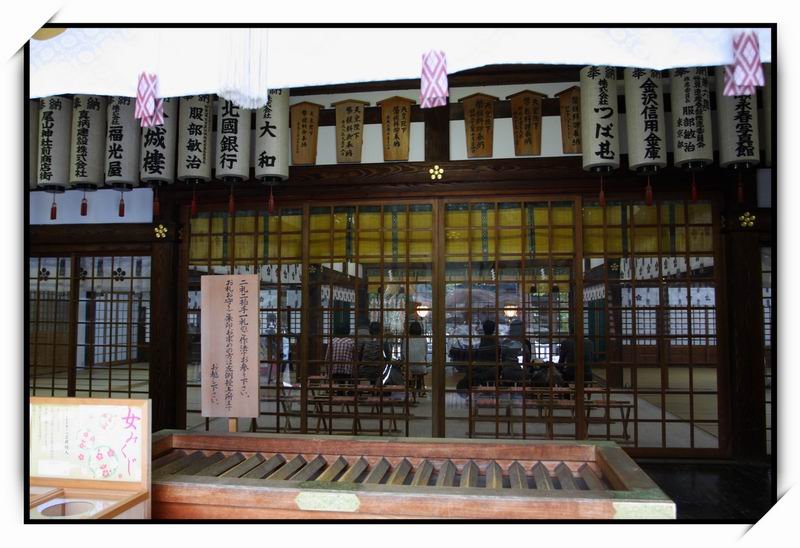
[80,193,88,217]
[191,186,198,216]
[50,199,57,220]
[118,194,125,217]
[153,187,160,218]
[645,176,654,206]
[268,186,275,214]
[690,173,698,203]
[228,187,235,215]
[737,173,745,204]
[598,176,606,208]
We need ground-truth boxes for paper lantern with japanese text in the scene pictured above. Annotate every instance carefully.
[624,68,667,173]
[715,70,760,168]
[255,89,290,181]
[69,95,107,190]
[105,96,141,189]
[140,97,178,185]
[670,67,714,169]
[215,98,252,181]
[178,95,213,182]
[580,66,620,172]
[37,96,72,192]
[29,100,39,190]
[763,63,772,167]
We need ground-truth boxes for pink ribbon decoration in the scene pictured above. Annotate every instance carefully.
[135,72,164,127]
[420,50,448,108]
[723,31,764,96]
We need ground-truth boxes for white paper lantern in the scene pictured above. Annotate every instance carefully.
[580,66,620,172]
[140,97,178,185]
[716,69,760,168]
[255,89,290,182]
[624,68,667,173]
[177,95,212,182]
[37,96,72,192]
[105,96,141,189]
[670,67,714,169]
[215,99,251,181]
[29,100,39,190]
[69,95,107,190]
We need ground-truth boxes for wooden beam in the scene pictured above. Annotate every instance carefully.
[424,104,450,163]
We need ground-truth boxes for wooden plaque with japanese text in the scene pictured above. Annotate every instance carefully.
[556,86,582,154]
[332,99,369,164]
[290,102,322,166]
[507,90,547,156]
[460,93,497,158]
[200,275,260,418]
[377,96,415,161]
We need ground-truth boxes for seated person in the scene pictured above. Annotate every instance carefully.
[557,335,594,383]
[356,321,388,385]
[500,319,533,384]
[325,322,355,383]
[405,320,429,376]
[456,319,500,393]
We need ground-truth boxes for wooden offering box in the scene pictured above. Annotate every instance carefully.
[29,397,151,520]
[152,431,675,519]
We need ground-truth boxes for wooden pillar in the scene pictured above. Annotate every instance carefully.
[149,192,180,431]
[424,104,450,163]
[724,205,767,458]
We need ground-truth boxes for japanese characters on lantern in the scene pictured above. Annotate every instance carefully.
[377,96,414,162]
[215,99,252,181]
[37,96,73,192]
[140,97,177,185]
[178,95,212,181]
[763,63,772,167]
[624,68,667,173]
[670,67,714,169]
[29,100,40,190]
[580,66,620,171]
[105,96,140,189]
[332,99,369,164]
[255,89,290,181]
[716,68,760,168]
[69,95,106,190]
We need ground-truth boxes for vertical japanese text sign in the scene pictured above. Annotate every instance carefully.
[332,99,369,164]
[201,275,260,418]
[377,96,414,161]
[507,90,547,156]
[290,102,322,166]
[460,93,497,158]
[555,86,582,154]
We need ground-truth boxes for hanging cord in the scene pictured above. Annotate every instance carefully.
[598,175,606,207]
[228,184,236,215]
[50,194,57,220]
[645,175,654,206]
[691,172,698,203]
[268,184,275,214]
[118,191,125,217]
[152,185,160,218]
[191,182,198,216]
[737,171,745,204]
[80,191,88,216]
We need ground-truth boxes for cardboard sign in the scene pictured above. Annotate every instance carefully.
[201,275,260,418]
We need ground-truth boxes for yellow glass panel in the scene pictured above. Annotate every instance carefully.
[281,213,302,232]
[310,212,331,231]
[584,228,604,254]
[210,215,228,233]
[309,233,331,258]
[332,231,348,257]
[470,206,495,228]
[234,234,255,259]
[498,205,522,226]
[634,227,658,253]
[268,215,280,234]
[551,204,574,225]
[190,216,209,234]
[358,210,381,231]
[358,233,381,257]
[689,226,713,252]
[583,206,604,226]
[498,229,523,255]
[190,236,209,260]
[333,210,354,230]
[384,210,408,230]
[410,209,433,229]
[532,228,549,254]
[470,228,496,255]
[661,203,685,225]
[528,204,549,226]
[235,214,256,233]
[383,236,407,257]
[693,394,718,421]
[606,203,624,225]
[552,228,574,253]
[445,229,468,255]
[211,235,226,260]
[409,231,432,256]
[280,233,301,258]
[633,204,657,225]
[661,227,687,253]
[606,227,628,253]
[445,209,469,228]
[688,203,712,224]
